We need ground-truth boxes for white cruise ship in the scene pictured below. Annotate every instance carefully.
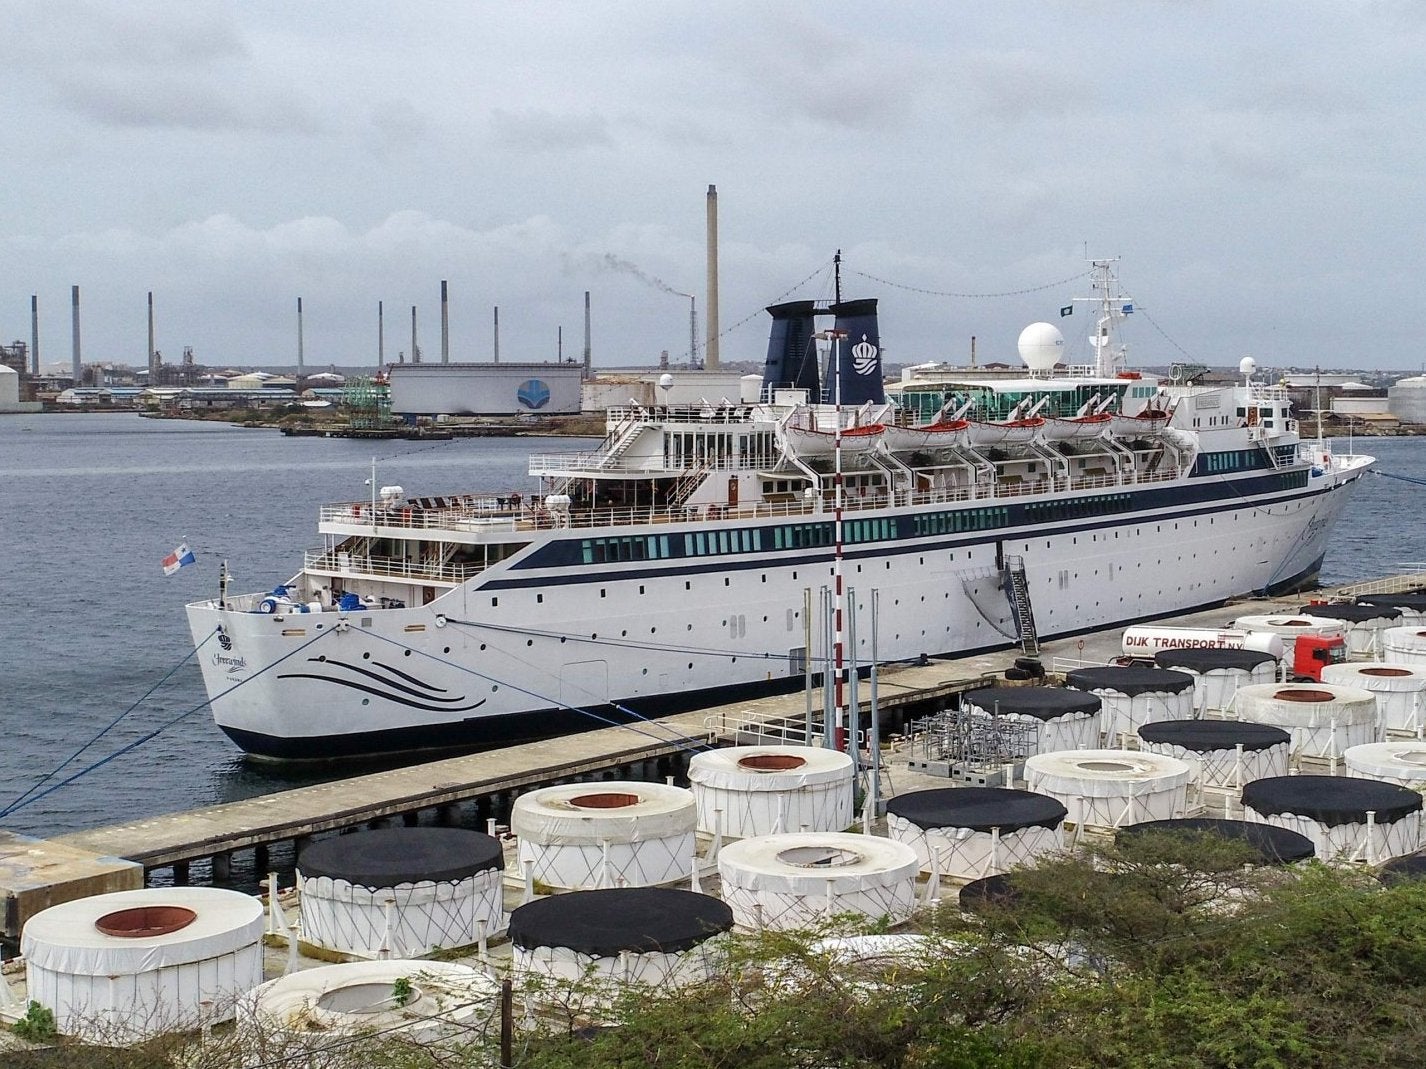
[187,262,1373,760]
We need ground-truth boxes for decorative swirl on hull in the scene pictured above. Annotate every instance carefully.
[278,656,487,713]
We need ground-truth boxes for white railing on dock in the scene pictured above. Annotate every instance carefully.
[1334,569,1426,598]
[707,710,825,746]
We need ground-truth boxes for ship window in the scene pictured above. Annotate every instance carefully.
[536,594,543,603]
[491,597,498,607]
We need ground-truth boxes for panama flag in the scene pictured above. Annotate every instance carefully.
[161,543,196,576]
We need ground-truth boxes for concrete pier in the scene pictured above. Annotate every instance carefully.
[1,573,1410,940]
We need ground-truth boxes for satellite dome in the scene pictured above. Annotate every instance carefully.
[1239,356,1257,377]
[1017,322,1064,372]
[658,373,674,389]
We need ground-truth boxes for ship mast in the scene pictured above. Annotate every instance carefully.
[1076,258,1134,378]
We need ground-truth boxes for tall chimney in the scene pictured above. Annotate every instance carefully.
[705,184,720,370]
[378,300,385,366]
[296,297,305,372]
[411,305,419,363]
[30,295,39,375]
[147,291,156,379]
[582,290,592,377]
[70,285,81,385]
[493,306,500,364]
[440,280,449,364]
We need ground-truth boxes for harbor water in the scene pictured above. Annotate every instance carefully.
[0,413,1423,840]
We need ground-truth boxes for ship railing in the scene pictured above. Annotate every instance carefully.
[1334,569,1426,598]
[303,549,482,585]
[606,402,756,425]
[320,466,1188,536]
[527,451,783,475]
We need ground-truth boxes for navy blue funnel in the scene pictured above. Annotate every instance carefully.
[761,300,820,399]
[826,298,885,405]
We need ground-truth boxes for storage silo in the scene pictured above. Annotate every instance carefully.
[686,746,854,838]
[1115,817,1314,864]
[1064,666,1195,747]
[885,787,1066,880]
[22,887,264,1042]
[1136,720,1291,794]
[1023,750,1192,832]
[1241,775,1423,863]
[1388,374,1426,424]
[716,832,919,931]
[1231,683,1380,763]
[1321,663,1426,736]
[509,888,734,990]
[512,781,697,890]
[243,960,498,1053]
[296,827,505,958]
[1152,648,1278,715]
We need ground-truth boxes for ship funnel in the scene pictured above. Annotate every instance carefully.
[761,300,820,399]
[827,298,885,405]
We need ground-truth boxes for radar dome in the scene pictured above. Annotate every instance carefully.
[1238,357,1257,378]
[1018,322,1065,372]
[658,373,674,389]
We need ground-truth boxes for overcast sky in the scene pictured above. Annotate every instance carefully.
[4,1,1424,375]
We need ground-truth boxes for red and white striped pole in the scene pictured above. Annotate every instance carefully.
[830,328,849,752]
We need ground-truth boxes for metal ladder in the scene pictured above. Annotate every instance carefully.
[1004,555,1040,655]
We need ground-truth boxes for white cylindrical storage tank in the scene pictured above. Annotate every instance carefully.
[1116,817,1315,863]
[1064,666,1195,746]
[1382,626,1426,667]
[960,686,1100,755]
[1344,742,1426,792]
[243,960,498,1052]
[1242,775,1424,863]
[297,827,504,958]
[1153,648,1279,715]
[885,787,1066,880]
[1356,592,1426,628]
[1297,602,1403,658]
[1136,720,1291,792]
[1023,750,1192,830]
[512,781,696,890]
[1230,683,1381,762]
[509,888,733,990]
[717,832,918,931]
[686,745,853,839]
[1232,614,1347,659]
[22,887,264,1043]
[1321,663,1426,736]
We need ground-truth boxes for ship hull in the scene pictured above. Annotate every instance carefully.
[187,458,1369,761]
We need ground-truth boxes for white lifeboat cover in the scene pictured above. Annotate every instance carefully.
[1023,750,1192,798]
[512,781,696,844]
[22,886,263,975]
[687,746,853,791]
[1345,743,1426,784]
[718,832,918,896]
[1232,683,1378,727]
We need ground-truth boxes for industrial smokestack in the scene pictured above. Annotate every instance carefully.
[705,184,720,370]
[297,297,305,372]
[378,300,385,366]
[493,306,500,364]
[411,305,419,363]
[440,280,449,364]
[30,295,38,375]
[70,285,81,385]
[583,290,592,377]
[147,292,156,379]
